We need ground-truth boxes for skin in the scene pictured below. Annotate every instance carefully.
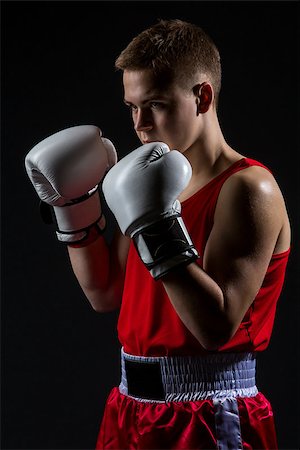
[68,68,291,350]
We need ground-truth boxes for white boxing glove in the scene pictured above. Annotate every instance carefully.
[102,142,199,279]
[25,125,117,244]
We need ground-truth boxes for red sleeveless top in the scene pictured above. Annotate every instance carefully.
[118,158,290,357]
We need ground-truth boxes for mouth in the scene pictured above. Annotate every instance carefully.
[142,139,159,144]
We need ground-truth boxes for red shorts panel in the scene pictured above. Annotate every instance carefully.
[96,387,278,449]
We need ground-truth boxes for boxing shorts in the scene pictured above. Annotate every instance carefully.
[96,348,278,449]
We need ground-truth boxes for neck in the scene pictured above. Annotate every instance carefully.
[179,114,243,201]
[184,113,241,176]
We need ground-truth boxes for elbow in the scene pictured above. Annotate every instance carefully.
[84,287,121,313]
[91,302,120,313]
[89,298,120,314]
[198,324,237,352]
[201,339,228,352]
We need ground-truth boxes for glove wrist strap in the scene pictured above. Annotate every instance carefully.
[133,215,199,280]
[64,216,106,247]
[53,188,101,232]
[39,188,106,245]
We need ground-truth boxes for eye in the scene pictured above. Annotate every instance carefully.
[150,102,162,109]
[124,102,137,113]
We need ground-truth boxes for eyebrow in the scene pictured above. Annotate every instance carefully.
[123,96,169,105]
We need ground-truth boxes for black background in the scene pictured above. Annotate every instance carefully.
[1,1,299,449]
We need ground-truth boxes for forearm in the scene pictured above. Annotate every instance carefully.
[67,235,123,312]
[161,262,233,350]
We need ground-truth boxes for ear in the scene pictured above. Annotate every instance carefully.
[193,82,213,114]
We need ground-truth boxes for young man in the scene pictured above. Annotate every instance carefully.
[26,20,290,449]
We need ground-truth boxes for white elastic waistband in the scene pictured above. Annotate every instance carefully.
[119,347,258,403]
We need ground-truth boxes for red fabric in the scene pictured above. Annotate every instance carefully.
[96,388,278,449]
[118,158,290,357]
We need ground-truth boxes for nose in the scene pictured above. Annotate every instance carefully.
[134,108,153,132]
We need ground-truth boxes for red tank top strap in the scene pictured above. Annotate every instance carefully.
[220,157,273,179]
[244,158,272,173]
[181,157,272,209]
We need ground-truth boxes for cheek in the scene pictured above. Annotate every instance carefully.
[164,108,196,139]
[135,131,143,144]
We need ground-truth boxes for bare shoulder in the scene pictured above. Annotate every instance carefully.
[220,164,287,212]
[214,164,291,254]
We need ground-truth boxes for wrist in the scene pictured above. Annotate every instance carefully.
[132,214,199,280]
[66,218,105,247]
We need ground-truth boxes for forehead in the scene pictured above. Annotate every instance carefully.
[123,69,179,102]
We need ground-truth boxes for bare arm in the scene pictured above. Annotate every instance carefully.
[68,228,130,312]
[161,167,290,350]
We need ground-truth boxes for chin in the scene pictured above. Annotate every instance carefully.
[171,144,186,153]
